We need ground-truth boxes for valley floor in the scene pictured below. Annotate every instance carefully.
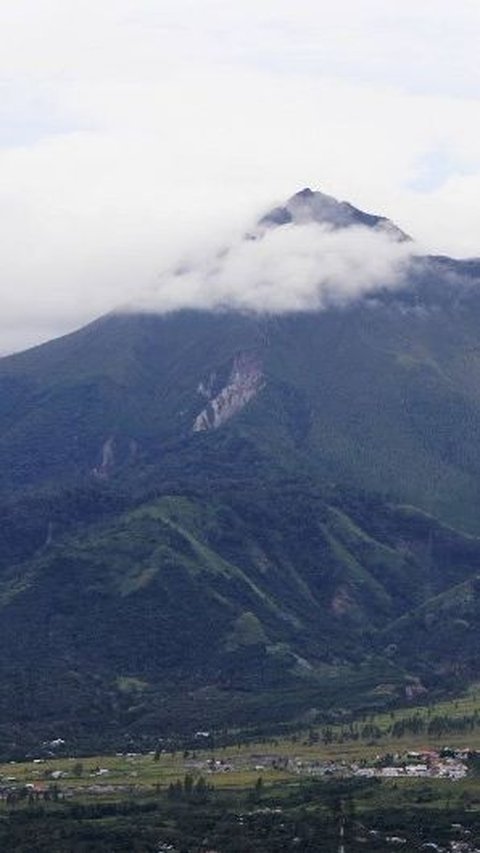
[2,690,480,851]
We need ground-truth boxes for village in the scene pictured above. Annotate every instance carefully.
[186,745,472,782]
[0,741,478,852]
[0,741,475,803]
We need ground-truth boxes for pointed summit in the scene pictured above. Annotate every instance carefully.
[259,187,410,241]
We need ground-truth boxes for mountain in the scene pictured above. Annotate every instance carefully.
[1,189,480,752]
[259,186,410,241]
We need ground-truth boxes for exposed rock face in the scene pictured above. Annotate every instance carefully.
[193,353,264,432]
[331,585,356,617]
[92,436,115,478]
[197,373,217,400]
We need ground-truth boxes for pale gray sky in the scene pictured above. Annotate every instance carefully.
[1,0,480,352]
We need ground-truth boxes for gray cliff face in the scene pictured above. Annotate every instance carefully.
[193,353,264,432]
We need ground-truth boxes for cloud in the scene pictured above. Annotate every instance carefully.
[132,221,415,315]
[0,1,479,352]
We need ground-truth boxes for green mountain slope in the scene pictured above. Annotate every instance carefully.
[1,483,480,748]
[0,190,480,748]
[2,255,480,527]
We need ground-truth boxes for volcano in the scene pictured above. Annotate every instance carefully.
[1,190,480,751]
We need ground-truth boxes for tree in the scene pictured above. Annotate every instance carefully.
[183,773,194,798]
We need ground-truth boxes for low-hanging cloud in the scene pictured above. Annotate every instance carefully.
[130,221,415,316]
[1,1,480,353]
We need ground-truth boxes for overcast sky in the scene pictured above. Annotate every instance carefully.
[1,0,480,353]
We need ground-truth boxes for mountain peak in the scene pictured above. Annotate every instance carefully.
[292,187,315,200]
[259,187,410,241]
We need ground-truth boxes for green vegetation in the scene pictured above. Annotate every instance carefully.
[0,758,479,851]
[0,687,480,849]
[1,267,480,760]
[0,481,480,753]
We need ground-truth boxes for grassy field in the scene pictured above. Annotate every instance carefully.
[1,686,480,801]
[0,750,293,796]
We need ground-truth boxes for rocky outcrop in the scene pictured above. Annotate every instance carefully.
[92,436,115,479]
[193,353,264,432]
